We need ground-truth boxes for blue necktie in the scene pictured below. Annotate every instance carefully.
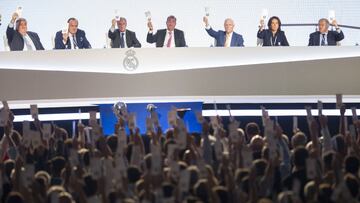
[321,34,326,46]
[120,32,125,48]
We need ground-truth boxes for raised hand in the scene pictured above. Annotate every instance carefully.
[259,19,265,30]
[340,104,346,116]
[147,21,153,31]
[62,32,69,42]
[11,12,19,24]
[332,19,339,28]
[203,16,209,27]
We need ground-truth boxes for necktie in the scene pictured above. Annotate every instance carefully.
[23,35,33,50]
[72,35,78,49]
[166,32,172,48]
[321,34,326,46]
[224,33,231,47]
[120,32,125,48]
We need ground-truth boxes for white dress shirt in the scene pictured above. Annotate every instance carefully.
[319,32,328,46]
[163,30,176,48]
[22,34,36,51]
[67,33,78,49]
[224,32,233,47]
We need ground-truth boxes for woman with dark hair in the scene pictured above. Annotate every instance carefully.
[257,16,289,46]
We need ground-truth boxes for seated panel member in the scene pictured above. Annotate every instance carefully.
[257,16,289,46]
[55,18,91,49]
[146,15,186,48]
[108,17,141,48]
[203,16,244,47]
[308,18,344,46]
[6,12,44,51]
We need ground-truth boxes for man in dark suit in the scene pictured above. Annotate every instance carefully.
[203,16,244,47]
[6,13,44,51]
[108,17,141,48]
[55,18,91,49]
[146,15,186,48]
[308,18,344,46]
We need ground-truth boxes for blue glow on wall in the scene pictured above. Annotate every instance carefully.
[99,102,203,135]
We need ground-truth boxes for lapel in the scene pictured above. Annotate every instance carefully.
[314,32,320,46]
[327,31,334,45]
[75,32,82,46]
[222,32,226,46]
[174,29,179,47]
[15,31,25,50]
[66,38,71,49]
[125,30,131,47]
[230,32,236,46]
[159,29,167,47]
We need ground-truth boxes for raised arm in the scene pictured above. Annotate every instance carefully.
[257,19,266,39]
[108,19,117,40]
[6,13,19,45]
[146,20,157,43]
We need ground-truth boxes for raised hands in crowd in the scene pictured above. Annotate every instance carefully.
[0,100,360,203]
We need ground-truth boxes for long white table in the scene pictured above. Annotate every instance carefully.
[0,47,359,74]
[0,47,359,105]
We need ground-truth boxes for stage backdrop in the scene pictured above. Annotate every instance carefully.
[99,102,203,135]
[0,0,359,50]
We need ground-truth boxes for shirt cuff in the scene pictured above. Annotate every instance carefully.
[336,28,341,33]
[148,30,153,34]
[109,27,115,33]
[8,23,14,28]
[205,25,211,30]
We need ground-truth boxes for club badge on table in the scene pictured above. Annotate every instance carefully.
[123,49,139,71]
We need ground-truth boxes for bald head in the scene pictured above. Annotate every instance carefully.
[224,18,235,34]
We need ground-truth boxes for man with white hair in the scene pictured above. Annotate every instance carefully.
[308,18,344,46]
[203,16,244,47]
[108,17,141,48]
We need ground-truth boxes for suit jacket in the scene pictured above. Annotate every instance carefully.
[6,25,44,51]
[147,29,186,47]
[205,27,244,47]
[108,29,141,48]
[54,29,91,49]
[308,30,345,46]
[257,29,289,46]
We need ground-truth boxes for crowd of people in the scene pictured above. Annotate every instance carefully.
[0,101,360,203]
[4,11,345,51]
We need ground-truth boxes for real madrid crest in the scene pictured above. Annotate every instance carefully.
[123,49,139,71]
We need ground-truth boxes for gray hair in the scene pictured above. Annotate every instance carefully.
[118,17,127,23]
[224,18,234,25]
[15,18,27,31]
[318,18,330,27]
